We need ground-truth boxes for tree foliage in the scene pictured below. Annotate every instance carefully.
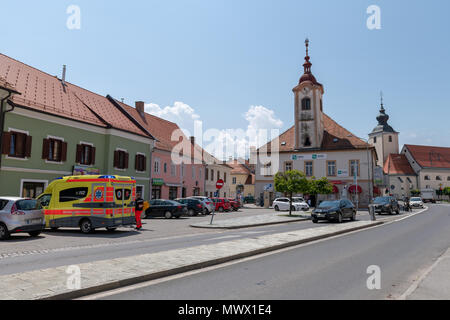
[274,170,333,215]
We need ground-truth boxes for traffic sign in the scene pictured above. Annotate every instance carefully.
[216,179,224,190]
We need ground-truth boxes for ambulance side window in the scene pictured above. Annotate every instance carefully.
[39,194,52,207]
[59,187,89,203]
[115,189,131,201]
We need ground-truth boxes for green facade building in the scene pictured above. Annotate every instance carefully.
[0,54,155,200]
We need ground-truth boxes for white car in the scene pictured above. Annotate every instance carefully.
[273,197,309,212]
[409,197,424,208]
[0,197,45,240]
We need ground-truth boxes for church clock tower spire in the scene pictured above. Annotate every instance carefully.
[293,39,325,150]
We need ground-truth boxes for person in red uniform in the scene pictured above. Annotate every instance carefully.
[135,193,144,230]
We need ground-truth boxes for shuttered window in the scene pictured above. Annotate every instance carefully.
[114,150,129,169]
[42,138,67,162]
[135,154,147,172]
[2,131,32,158]
[75,144,96,166]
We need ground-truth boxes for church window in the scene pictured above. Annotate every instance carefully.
[373,137,377,143]
[304,136,312,147]
[301,98,311,111]
[389,136,393,142]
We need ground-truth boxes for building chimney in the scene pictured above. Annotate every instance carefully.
[135,101,145,113]
[190,136,195,145]
[62,65,66,86]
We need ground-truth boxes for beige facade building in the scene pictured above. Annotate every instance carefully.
[228,159,255,200]
[203,151,232,198]
[253,40,377,207]
[368,100,450,197]
[402,144,450,191]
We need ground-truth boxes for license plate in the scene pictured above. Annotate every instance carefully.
[27,218,42,225]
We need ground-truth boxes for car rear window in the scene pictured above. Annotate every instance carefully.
[15,199,41,210]
[0,199,9,210]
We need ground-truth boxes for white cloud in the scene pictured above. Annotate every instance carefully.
[144,101,283,160]
[145,101,200,135]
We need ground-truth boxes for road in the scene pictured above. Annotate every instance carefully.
[0,207,380,277]
[0,208,324,276]
[95,204,450,300]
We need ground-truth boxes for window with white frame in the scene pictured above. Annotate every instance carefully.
[154,158,160,174]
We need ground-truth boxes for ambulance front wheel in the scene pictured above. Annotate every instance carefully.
[80,219,94,234]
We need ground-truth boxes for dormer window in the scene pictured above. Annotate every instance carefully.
[301,98,311,111]
[304,136,312,147]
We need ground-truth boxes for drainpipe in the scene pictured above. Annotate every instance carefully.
[0,92,13,171]
[148,143,153,201]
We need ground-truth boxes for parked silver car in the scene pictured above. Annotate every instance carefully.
[0,197,45,240]
[189,196,215,214]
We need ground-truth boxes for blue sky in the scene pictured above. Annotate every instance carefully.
[1,0,449,158]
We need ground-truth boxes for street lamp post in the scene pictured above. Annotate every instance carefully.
[348,135,374,207]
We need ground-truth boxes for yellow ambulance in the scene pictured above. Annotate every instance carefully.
[37,175,137,233]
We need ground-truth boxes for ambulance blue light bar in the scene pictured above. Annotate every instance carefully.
[99,175,117,179]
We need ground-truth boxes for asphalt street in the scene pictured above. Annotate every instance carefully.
[97,204,450,300]
[0,208,333,276]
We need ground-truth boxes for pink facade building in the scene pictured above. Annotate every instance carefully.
[122,102,205,200]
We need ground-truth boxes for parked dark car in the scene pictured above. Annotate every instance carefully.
[243,196,255,204]
[372,196,400,215]
[175,198,204,216]
[312,199,356,223]
[144,200,187,219]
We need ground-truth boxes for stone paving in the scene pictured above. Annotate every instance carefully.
[190,212,311,229]
[0,220,381,300]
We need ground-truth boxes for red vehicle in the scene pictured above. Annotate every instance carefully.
[212,198,231,212]
[228,198,240,211]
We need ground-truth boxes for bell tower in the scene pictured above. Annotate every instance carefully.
[293,39,325,150]
[369,93,399,167]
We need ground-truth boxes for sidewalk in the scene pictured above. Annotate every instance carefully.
[405,247,450,300]
[190,212,311,229]
[0,220,381,300]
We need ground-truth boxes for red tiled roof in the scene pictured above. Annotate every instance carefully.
[404,145,450,169]
[0,53,151,138]
[259,113,370,153]
[120,102,206,161]
[244,174,255,185]
[227,159,252,175]
[0,76,19,94]
[383,154,416,175]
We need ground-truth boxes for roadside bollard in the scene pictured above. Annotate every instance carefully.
[210,210,215,225]
[369,205,376,221]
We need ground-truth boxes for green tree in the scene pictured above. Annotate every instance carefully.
[308,177,334,203]
[410,189,421,197]
[274,170,309,216]
[443,187,450,201]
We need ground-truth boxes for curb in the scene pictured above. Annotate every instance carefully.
[190,217,309,229]
[42,220,383,300]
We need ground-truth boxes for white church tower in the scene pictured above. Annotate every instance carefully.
[368,94,399,168]
[293,39,325,150]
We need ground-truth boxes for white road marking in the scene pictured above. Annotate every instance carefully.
[80,207,435,300]
[397,247,450,300]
